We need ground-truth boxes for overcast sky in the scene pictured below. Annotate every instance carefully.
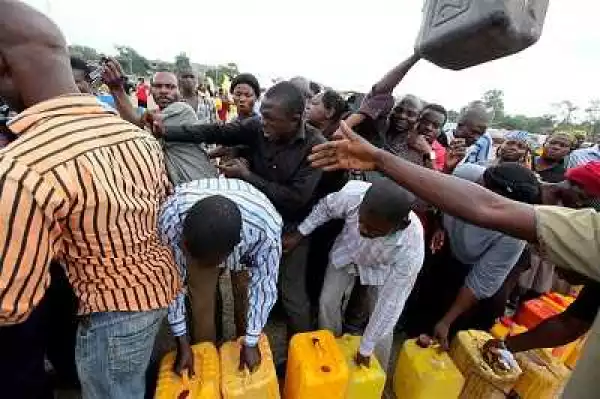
[24,0,600,117]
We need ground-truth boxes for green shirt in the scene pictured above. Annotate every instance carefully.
[535,206,600,399]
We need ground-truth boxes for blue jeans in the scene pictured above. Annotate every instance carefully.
[75,309,167,399]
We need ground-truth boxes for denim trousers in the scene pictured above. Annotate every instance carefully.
[75,308,167,399]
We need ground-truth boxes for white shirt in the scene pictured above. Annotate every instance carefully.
[298,181,425,355]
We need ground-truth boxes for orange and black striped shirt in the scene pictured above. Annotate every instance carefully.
[0,95,181,324]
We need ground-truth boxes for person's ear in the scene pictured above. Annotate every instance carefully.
[325,107,335,120]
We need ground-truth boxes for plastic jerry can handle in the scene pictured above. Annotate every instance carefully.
[311,337,333,373]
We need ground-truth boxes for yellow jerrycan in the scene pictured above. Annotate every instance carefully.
[394,338,464,399]
[154,342,220,399]
[283,330,349,399]
[220,335,279,399]
[336,334,386,399]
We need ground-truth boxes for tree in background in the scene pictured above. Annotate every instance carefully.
[174,52,192,74]
[553,100,579,126]
[482,89,505,120]
[68,45,101,62]
[114,45,150,76]
[584,100,600,141]
[206,63,239,87]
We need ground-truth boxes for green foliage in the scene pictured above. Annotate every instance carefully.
[68,45,101,62]
[114,45,151,76]
[206,63,240,87]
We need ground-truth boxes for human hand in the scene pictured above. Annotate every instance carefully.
[101,57,125,91]
[208,145,238,161]
[151,113,165,137]
[444,140,467,172]
[282,230,304,254]
[430,228,445,253]
[354,351,371,368]
[408,132,433,155]
[217,158,250,179]
[239,343,261,372]
[174,336,195,378]
[309,121,380,171]
[433,320,451,351]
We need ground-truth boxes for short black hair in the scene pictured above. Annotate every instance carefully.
[421,103,448,125]
[70,56,92,77]
[309,81,321,95]
[182,195,242,261]
[483,163,542,204]
[230,73,260,98]
[321,90,350,122]
[264,81,305,117]
[361,178,415,224]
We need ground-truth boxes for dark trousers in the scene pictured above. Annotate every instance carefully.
[280,239,312,336]
[0,263,78,399]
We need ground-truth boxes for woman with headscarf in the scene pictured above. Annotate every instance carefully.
[495,130,532,167]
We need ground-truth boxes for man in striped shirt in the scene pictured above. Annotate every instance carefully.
[0,3,179,398]
[159,178,282,375]
[284,179,425,370]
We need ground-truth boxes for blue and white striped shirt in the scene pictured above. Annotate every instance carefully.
[463,132,493,165]
[159,178,282,346]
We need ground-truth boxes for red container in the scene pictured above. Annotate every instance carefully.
[514,299,560,329]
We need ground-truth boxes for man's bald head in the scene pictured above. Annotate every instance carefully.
[151,71,179,110]
[0,0,78,111]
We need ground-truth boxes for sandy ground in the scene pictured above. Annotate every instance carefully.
[55,271,403,398]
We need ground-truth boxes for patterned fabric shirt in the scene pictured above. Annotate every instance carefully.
[159,178,282,346]
[463,132,493,165]
[298,180,424,355]
[0,95,180,324]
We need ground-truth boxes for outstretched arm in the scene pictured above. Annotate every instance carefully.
[309,122,537,243]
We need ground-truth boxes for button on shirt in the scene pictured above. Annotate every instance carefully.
[163,118,324,228]
[159,178,282,346]
[0,95,180,324]
[298,181,425,355]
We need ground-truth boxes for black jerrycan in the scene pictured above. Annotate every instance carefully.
[415,0,550,70]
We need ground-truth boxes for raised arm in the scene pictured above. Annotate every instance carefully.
[371,53,421,96]
[102,58,145,127]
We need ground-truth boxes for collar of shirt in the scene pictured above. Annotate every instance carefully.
[8,94,117,136]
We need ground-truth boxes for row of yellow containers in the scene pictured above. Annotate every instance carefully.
[155,329,575,399]
[154,331,387,399]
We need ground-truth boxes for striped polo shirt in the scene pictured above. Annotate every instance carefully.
[0,94,180,324]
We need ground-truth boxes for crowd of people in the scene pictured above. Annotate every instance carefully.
[1,1,600,399]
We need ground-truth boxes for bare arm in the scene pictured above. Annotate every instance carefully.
[505,315,589,353]
[111,87,144,127]
[102,58,144,127]
[375,149,537,242]
[309,123,537,243]
[371,54,420,96]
